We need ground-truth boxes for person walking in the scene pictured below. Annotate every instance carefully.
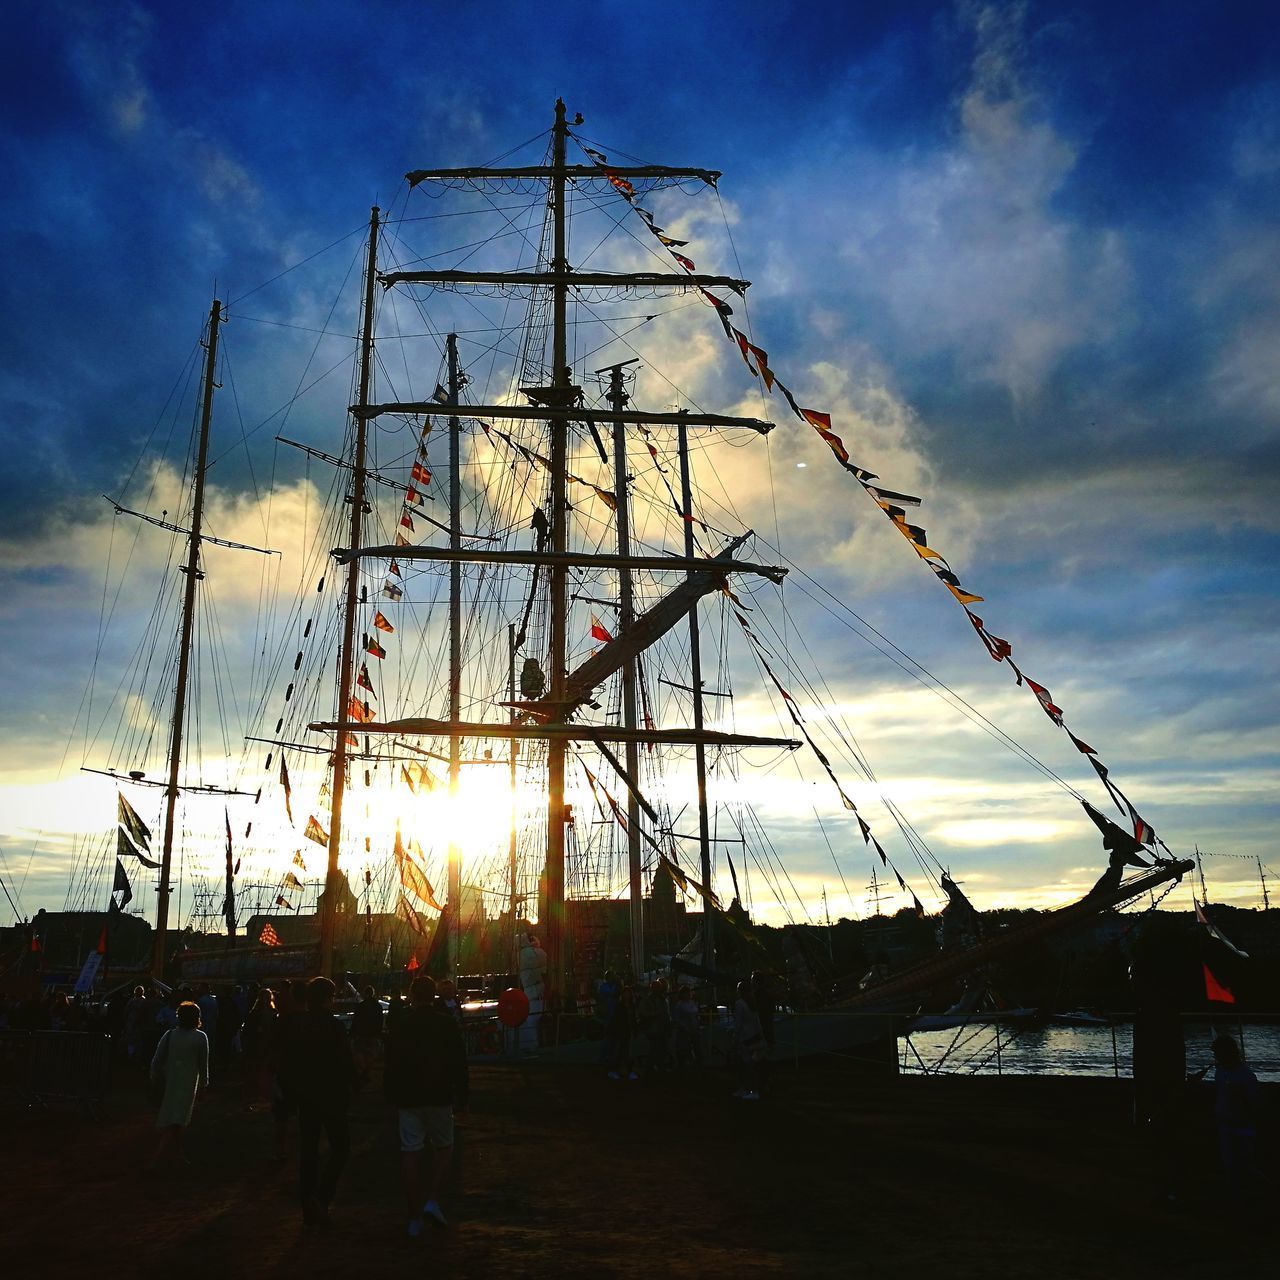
[732,979,766,1101]
[282,977,357,1227]
[1210,1034,1260,1195]
[638,979,672,1076]
[196,984,219,1056]
[435,978,463,1025]
[124,984,151,1070]
[673,985,701,1069]
[384,974,469,1238]
[350,984,384,1087]
[242,986,277,1110]
[272,981,309,1154]
[606,985,639,1081]
[149,999,210,1167]
[597,970,621,1067]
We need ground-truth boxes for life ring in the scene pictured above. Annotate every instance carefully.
[478,1024,501,1055]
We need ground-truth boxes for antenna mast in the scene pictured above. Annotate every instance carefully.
[153,297,222,977]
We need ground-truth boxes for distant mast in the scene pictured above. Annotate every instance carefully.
[319,206,380,976]
[152,297,222,977]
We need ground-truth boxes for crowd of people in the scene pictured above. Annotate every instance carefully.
[116,973,470,1235]
[594,971,777,1100]
[1,967,1263,1218]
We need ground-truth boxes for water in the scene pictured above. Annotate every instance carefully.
[903,1020,1280,1081]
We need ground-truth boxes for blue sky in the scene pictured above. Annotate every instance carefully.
[1,1,1277,925]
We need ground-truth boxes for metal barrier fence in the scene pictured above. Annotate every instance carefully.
[897,1012,1279,1079]
[0,1031,113,1108]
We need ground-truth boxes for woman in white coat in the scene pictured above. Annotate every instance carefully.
[150,999,209,1165]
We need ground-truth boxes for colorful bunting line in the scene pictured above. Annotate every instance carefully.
[579,135,1162,856]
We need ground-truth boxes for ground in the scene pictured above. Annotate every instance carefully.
[1,1055,1273,1277]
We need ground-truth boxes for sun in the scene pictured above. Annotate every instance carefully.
[402,769,519,859]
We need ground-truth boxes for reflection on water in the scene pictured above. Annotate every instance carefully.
[903,1021,1280,1082]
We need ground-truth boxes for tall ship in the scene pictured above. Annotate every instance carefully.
[54,102,1192,1048]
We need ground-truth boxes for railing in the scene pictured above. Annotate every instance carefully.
[897,1012,1280,1079]
[0,1030,114,1109]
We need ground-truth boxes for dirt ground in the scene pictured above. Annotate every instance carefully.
[1,1055,1273,1278]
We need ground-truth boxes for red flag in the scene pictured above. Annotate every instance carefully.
[347,696,374,723]
[798,406,832,433]
[604,171,635,198]
[1024,676,1064,726]
[1203,963,1235,1004]
[964,609,1013,662]
[1195,900,1250,958]
[400,511,414,531]
[373,611,395,633]
[405,487,424,506]
[365,636,386,659]
[406,953,420,972]
[275,895,293,911]
[732,328,776,391]
[389,559,402,578]
[590,614,613,643]
[798,407,852,467]
[356,663,376,695]
[411,461,432,486]
[671,251,696,272]
[259,922,282,947]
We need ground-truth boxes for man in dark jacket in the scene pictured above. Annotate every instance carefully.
[350,984,384,1086]
[384,974,469,1236]
[282,976,357,1226]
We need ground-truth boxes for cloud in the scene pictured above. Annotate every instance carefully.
[64,0,155,138]
[1231,79,1280,178]
[845,2,1129,404]
[63,1,261,207]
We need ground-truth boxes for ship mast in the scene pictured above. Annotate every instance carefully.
[447,332,463,974]
[678,419,715,975]
[152,297,222,976]
[603,359,645,974]
[544,98,571,998]
[319,205,380,976]
[323,102,794,1008]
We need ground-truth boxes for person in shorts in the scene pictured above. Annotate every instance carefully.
[384,974,469,1237]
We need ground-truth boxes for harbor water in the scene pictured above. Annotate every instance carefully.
[903,1020,1280,1081]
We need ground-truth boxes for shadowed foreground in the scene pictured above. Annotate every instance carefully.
[2,1060,1272,1277]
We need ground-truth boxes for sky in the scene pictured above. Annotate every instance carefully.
[1,0,1277,929]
